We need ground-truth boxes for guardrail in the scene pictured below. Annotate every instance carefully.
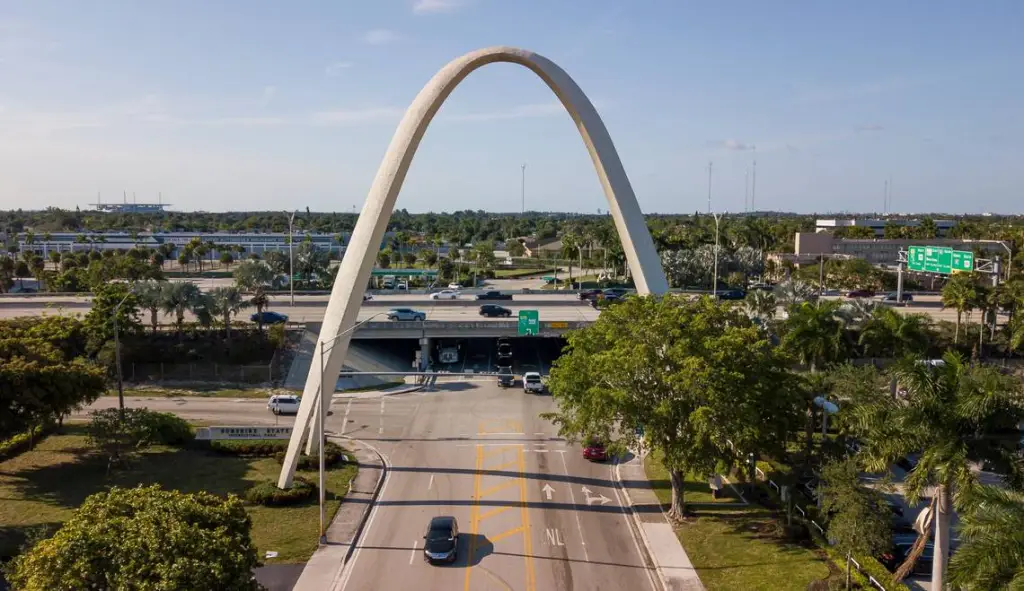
[355,320,592,332]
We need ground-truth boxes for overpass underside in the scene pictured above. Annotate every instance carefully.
[352,320,594,339]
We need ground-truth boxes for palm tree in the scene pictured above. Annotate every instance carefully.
[207,286,249,348]
[160,281,202,342]
[134,280,166,333]
[233,260,278,332]
[857,307,931,359]
[852,352,1024,587]
[742,289,777,323]
[773,279,816,308]
[948,485,1024,590]
[942,273,977,344]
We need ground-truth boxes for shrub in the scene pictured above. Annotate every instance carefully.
[275,440,345,470]
[244,477,315,506]
[0,424,53,461]
[206,438,287,457]
[142,411,194,445]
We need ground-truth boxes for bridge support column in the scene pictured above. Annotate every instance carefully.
[419,337,432,371]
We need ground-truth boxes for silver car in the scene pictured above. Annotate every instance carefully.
[387,308,426,321]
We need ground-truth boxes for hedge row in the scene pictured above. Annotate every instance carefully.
[202,438,346,469]
[0,423,53,462]
[245,477,316,506]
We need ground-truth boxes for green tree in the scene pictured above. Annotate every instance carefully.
[160,281,202,342]
[543,295,799,519]
[208,286,249,348]
[82,282,142,354]
[782,300,847,372]
[377,250,391,269]
[507,239,526,258]
[857,307,932,358]
[819,458,893,590]
[6,485,263,591]
[233,260,278,332]
[134,280,166,334]
[220,250,235,268]
[742,289,777,324]
[941,273,977,344]
[948,485,1024,590]
[852,352,1024,586]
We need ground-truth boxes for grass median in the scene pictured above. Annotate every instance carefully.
[0,424,357,564]
[112,380,407,399]
[644,452,834,590]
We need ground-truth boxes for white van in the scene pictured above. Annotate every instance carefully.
[267,394,301,415]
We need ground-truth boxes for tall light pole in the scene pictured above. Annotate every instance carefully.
[112,284,137,418]
[520,163,526,214]
[286,210,297,306]
[316,311,387,544]
[712,212,722,297]
[751,147,757,211]
[744,169,749,212]
[706,161,713,214]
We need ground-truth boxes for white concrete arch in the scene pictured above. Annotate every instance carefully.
[278,46,668,487]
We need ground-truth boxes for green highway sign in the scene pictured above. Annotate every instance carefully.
[907,245,974,275]
[518,310,539,336]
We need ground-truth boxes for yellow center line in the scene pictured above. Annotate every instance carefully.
[463,444,483,591]
[478,505,513,521]
[489,525,526,544]
[492,459,520,472]
[519,447,536,591]
[480,479,520,498]
[483,445,522,460]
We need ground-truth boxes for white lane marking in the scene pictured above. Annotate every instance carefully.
[428,474,434,490]
[380,399,385,414]
[545,528,565,546]
[542,483,555,500]
[534,432,546,436]
[559,451,589,561]
[610,460,659,591]
[409,540,418,565]
[340,400,353,435]
[479,432,526,436]
[337,441,392,591]
[454,443,526,447]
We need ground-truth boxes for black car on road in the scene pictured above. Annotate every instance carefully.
[479,304,513,318]
[577,289,602,301]
[497,366,515,387]
[422,516,459,564]
[716,289,746,301]
[475,291,512,301]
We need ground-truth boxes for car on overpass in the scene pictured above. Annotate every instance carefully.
[430,289,460,300]
[386,308,426,321]
[251,311,288,324]
[475,290,512,301]
[479,304,513,318]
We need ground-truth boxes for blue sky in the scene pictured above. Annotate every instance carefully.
[1,0,1021,214]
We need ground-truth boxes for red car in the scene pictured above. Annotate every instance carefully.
[583,442,608,461]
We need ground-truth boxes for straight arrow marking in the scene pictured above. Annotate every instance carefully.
[542,483,555,500]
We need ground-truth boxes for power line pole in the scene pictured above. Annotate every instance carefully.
[744,168,749,212]
[520,163,526,214]
[706,161,713,214]
[751,147,757,212]
[883,179,889,214]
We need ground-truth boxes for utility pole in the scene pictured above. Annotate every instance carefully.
[744,169,749,212]
[883,179,889,214]
[750,147,757,212]
[706,161,713,214]
[520,163,526,214]
[287,210,296,306]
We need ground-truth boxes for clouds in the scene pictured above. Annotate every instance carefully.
[412,0,465,14]
[708,139,756,151]
[362,29,400,45]
[325,61,353,77]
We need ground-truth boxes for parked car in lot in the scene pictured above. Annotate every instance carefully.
[497,366,515,388]
[430,289,460,300]
[422,516,459,564]
[882,292,913,304]
[523,372,545,393]
[267,394,300,415]
[846,289,876,298]
[251,311,288,324]
[716,289,746,301]
[475,290,512,301]
[479,304,512,318]
[583,440,608,461]
[387,308,426,321]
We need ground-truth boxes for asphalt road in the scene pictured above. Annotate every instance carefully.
[82,381,656,591]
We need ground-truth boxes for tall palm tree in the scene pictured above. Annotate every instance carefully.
[857,307,931,359]
[233,260,278,332]
[948,485,1024,590]
[773,279,816,308]
[134,280,166,333]
[207,286,249,348]
[160,281,202,342]
[942,273,977,344]
[742,289,777,323]
[853,352,1024,588]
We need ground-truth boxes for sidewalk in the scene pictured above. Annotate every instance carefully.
[616,452,705,591]
[291,438,384,591]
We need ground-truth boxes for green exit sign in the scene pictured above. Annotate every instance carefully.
[518,310,539,336]
[907,245,974,275]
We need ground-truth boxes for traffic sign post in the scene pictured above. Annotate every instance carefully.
[518,310,539,336]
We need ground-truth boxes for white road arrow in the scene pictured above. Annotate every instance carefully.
[581,486,592,496]
[542,483,555,500]
[581,486,611,506]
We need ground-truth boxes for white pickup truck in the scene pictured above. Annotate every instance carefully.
[523,372,545,394]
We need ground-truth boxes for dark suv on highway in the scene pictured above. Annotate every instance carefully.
[497,366,515,388]
[479,304,512,318]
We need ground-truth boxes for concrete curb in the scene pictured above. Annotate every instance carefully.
[331,383,425,399]
[614,457,667,591]
[333,436,389,589]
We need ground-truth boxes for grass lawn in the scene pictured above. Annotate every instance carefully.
[493,267,555,278]
[0,425,358,564]
[115,386,277,399]
[644,454,834,591]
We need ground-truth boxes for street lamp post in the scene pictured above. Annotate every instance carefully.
[286,211,297,306]
[712,213,722,297]
[315,311,387,544]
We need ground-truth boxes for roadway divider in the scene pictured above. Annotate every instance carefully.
[361,298,591,308]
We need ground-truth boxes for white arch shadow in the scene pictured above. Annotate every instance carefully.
[278,46,668,487]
